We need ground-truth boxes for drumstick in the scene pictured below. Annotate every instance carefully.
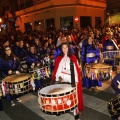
[117,80,120,85]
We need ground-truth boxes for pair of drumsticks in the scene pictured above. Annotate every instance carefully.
[117,80,120,84]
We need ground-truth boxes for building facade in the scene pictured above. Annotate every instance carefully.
[3,0,106,33]
[106,0,120,25]
[0,0,18,33]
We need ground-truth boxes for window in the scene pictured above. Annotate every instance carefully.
[95,17,102,28]
[46,18,55,29]
[80,16,92,28]
[34,20,44,31]
[24,22,32,32]
[60,16,73,30]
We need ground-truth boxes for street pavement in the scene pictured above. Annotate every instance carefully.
[0,80,114,120]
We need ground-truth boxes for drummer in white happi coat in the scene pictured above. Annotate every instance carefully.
[51,42,84,120]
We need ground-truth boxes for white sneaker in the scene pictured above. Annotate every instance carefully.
[11,101,15,106]
[16,98,21,102]
[11,103,15,106]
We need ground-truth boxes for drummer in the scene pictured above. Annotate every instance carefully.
[54,36,74,60]
[111,73,120,120]
[82,35,102,91]
[26,45,42,91]
[103,34,118,51]
[51,42,84,120]
[103,34,119,67]
[1,46,21,78]
[1,46,21,106]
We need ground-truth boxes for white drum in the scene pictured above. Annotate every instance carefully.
[38,84,77,114]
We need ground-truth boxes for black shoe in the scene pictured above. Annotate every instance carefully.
[75,114,80,120]
[56,114,61,116]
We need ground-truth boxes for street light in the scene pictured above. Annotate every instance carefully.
[0,18,2,23]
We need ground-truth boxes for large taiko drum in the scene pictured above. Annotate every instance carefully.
[3,73,32,94]
[38,84,77,114]
[102,51,120,60]
[102,51,120,67]
[108,94,120,119]
[85,63,112,80]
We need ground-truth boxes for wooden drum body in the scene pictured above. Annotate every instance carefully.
[3,73,31,94]
[85,63,112,80]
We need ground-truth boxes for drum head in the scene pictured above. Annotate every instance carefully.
[39,84,74,95]
[86,63,112,69]
[115,55,120,58]
[4,73,31,83]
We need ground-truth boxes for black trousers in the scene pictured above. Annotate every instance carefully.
[0,98,3,111]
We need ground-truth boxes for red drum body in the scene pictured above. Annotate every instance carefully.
[38,84,77,114]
